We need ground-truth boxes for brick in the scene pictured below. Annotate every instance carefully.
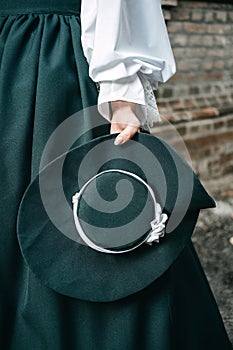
[161,88,173,98]
[207,97,220,107]
[157,100,168,108]
[162,0,178,6]
[158,107,168,115]
[192,11,204,22]
[220,153,233,164]
[189,34,202,46]
[205,12,214,23]
[219,106,233,117]
[185,73,204,83]
[227,118,233,128]
[170,100,184,111]
[213,84,223,93]
[184,22,206,33]
[162,9,171,21]
[176,126,187,136]
[172,87,188,98]
[201,61,214,71]
[214,60,225,70]
[204,72,223,81]
[214,121,225,129]
[185,48,207,58]
[224,61,233,71]
[203,85,212,93]
[199,147,211,157]
[217,94,231,103]
[207,24,223,34]
[224,163,233,175]
[221,190,233,197]
[179,1,208,9]
[179,59,201,72]
[170,100,183,110]
[225,59,233,70]
[172,10,190,21]
[183,135,210,149]
[177,61,189,72]
[160,114,175,123]
[214,35,227,47]
[207,159,222,177]
[207,49,225,58]
[191,107,219,120]
[211,3,229,10]
[225,36,233,46]
[202,35,214,47]
[174,111,192,122]
[159,111,190,123]
[183,99,196,109]
[170,34,188,47]
[173,47,186,58]
[227,11,233,22]
[196,123,212,132]
[195,97,207,107]
[189,86,200,95]
[167,73,180,82]
[189,125,199,133]
[186,131,233,149]
[167,22,183,33]
[215,11,227,23]
[207,24,232,35]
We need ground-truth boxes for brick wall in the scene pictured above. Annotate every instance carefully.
[152,1,233,193]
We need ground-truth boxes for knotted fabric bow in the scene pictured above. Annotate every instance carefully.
[146,203,168,245]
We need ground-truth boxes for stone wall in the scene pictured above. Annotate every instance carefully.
[152,1,233,193]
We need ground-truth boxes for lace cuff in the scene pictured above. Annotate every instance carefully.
[96,72,161,130]
[137,72,161,129]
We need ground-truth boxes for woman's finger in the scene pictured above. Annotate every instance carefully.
[114,125,140,145]
[109,100,141,145]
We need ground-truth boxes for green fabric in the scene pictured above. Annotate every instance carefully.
[0,1,232,349]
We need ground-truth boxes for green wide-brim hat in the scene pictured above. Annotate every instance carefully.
[17,132,216,302]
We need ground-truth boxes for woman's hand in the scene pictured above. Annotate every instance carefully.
[110,100,141,145]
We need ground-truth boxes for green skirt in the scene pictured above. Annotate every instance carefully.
[0,1,231,349]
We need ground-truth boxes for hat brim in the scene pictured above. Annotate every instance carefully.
[17,133,215,302]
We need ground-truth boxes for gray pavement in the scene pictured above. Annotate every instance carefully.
[192,195,233,343]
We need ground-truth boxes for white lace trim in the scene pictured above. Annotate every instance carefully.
[138,72,161,129]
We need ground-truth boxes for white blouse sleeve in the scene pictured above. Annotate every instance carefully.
[80,0,176,129]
